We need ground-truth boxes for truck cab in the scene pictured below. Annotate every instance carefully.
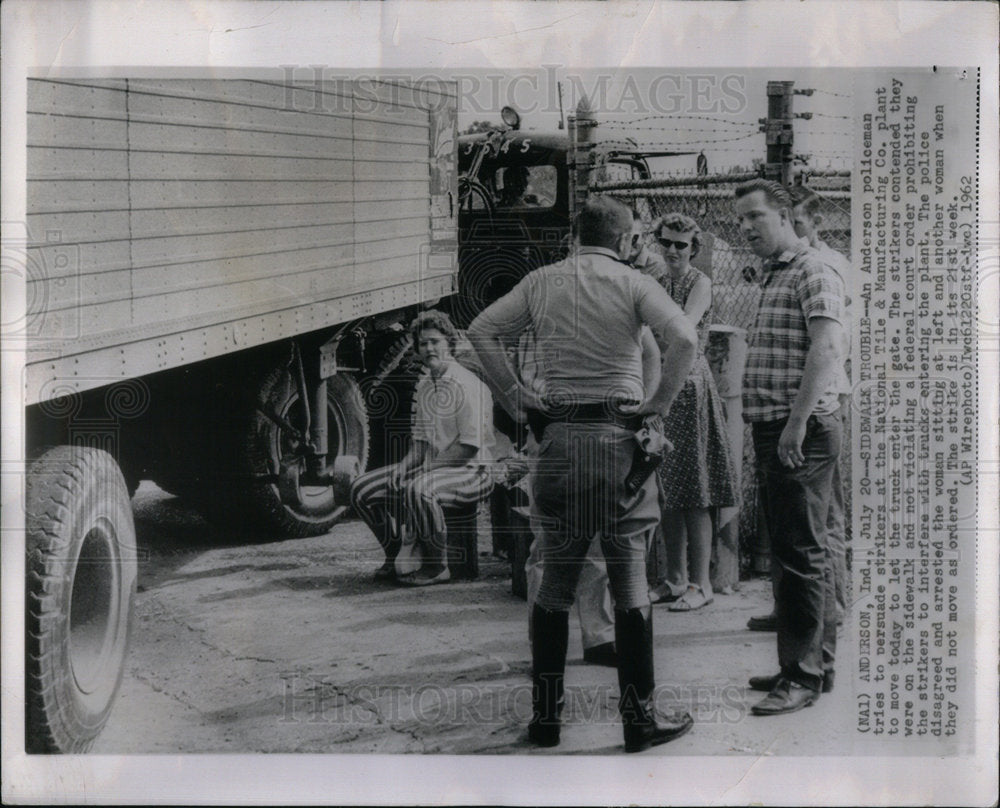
[453,109,653,326]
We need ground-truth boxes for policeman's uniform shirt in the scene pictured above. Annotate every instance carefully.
[474,246,685,406]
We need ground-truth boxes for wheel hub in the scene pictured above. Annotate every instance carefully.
[69,521,119,695]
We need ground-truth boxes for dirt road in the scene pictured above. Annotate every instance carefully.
[94,482,858,756]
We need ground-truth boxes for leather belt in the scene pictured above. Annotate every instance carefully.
[526,403,642,442]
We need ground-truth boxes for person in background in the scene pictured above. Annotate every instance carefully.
[517,327,616,667]
[746,187,853,631]
[627,208,669,279]
[790,187,852,626]
[643,213,738,612]
[735,179,844,715]
[468,195,698,753]
[497,165,535,207]
[350,310,495,586]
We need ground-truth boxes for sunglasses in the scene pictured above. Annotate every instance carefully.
[657,238,691,251]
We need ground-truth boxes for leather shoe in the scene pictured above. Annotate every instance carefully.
[582,642,617,667]
[624,706,694,753]
[746,613,777,631]
[749,671,834,693]
[398,568,451,586]
[372,560,397,581]
[748,672,782,692]
[822,670,835,693]
[527,713,563,747]
[750,678,818,716]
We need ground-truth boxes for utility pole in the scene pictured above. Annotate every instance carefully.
[760,80,795,185]
[568,94,596,245]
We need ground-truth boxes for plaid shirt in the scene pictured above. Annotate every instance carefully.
[743,245,845,422]
[815,239,853,395]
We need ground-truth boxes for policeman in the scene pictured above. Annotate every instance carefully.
[468,195,698,753]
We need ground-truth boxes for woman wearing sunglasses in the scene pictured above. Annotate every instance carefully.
[644,213,738,612]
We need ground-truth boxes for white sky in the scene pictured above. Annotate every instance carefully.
[451,67,854,174]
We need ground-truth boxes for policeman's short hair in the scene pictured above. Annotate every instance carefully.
[733,179,793,212]
[577,195,633,249]
[410,309,459,350]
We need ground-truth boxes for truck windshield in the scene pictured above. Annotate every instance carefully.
[494,165,557,209]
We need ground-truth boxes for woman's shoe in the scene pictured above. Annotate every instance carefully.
[668,585,714,612]
[649,581,686,604]
[398,567,451,586]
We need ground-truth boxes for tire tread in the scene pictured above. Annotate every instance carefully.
[25,446,135,753]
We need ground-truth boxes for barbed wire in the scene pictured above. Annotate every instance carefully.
[630,147,765,157]
[594,131,760,147]
[794,129,852,138]
[805,112,852,120]
[641,167,761,180]
[595,114,759,128]
[809,88,853,99]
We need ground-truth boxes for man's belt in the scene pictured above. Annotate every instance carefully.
[526,402,643,441]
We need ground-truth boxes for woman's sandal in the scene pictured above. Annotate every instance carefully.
[649,581,687,604]
[668,586,714,612]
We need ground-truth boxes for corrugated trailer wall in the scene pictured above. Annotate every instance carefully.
[25,78,458,404]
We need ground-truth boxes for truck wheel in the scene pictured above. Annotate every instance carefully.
[25,446,136,753]
[241,369,369,538]
[364,334,421,469]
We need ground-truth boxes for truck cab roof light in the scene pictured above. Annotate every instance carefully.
[500,106,521,130]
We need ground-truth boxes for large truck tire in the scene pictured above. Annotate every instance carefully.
[234,368,370,538]
[25,446,137,753]
[365,333,421,470]
[364,328,491,467]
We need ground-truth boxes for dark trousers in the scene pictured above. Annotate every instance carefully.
[752,413,842,690]
[767,398,849,619]
[532,421,661,612]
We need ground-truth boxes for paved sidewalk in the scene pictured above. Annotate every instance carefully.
[95,484,857,756]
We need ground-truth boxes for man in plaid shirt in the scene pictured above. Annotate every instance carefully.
[735,179,846,716]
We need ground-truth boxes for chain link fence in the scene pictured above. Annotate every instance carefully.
[590,151,852,575]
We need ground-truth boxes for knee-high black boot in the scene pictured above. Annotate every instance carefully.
[615,606,694,753]
[528,604,569,747]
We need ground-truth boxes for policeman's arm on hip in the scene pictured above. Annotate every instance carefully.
[639,327,661,395]
[467,289,541,423]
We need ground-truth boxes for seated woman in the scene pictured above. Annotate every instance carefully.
[350,311,495,586]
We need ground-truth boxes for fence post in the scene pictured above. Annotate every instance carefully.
[569,95,596,243]
[706,325,748,592]
[762,80,795,185]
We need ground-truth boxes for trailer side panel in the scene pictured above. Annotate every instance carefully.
[25,78,458,404]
